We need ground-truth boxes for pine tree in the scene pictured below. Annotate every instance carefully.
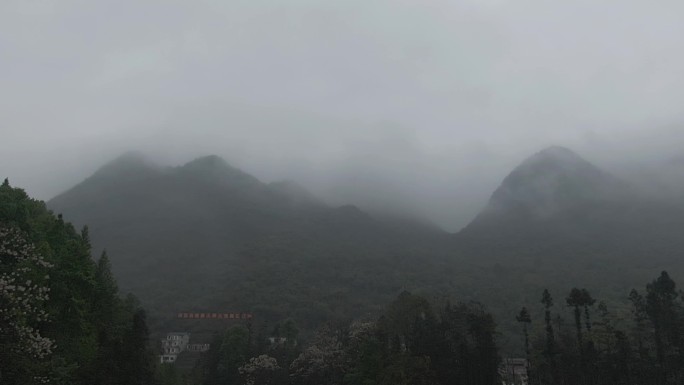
[629,289,650,363]
[567,288,585,348]
[1,181,161,385]
[121,309,157,385]
[645,271,681,383]
[80,225,90,246]
[516,307,532,384]
[542,289,555,355]
[581,289,596,332]
[541,289,557,384]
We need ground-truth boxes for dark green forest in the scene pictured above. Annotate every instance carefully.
[45,150,684,356]
[1,179,157,384]
[5,179,684,384]
[2,179,501,385]
[5,145,684,385]
[189,291,499,385]
[4,0,684,380]
[188,274,684,385]
[516,274,684,385]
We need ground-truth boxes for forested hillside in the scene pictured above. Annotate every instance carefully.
[191,291,500,385]
[46,147,684,356]
[1,178,503,384]
[459,146,684,256]
[6,174,684,385]
[48,153,453,332]
[517,273,684,385]
[0,179,159,384]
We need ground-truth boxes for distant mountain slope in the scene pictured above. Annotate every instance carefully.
[481,146,624,215]
[48,153,450,329]
[457,146,684,259]
[48,148,684,354]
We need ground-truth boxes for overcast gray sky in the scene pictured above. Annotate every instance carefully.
[2,0,684,230]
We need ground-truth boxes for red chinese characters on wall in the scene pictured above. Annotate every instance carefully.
[177,312,253,320]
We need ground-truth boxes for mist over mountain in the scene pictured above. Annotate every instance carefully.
[623,154,684,205]
[463,146,626,232]
[5,1,684,382]
[459,146,684,260]
[46,146,684,355]
[49,152,449,330]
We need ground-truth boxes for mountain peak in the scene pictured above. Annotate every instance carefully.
[538,145,576,155]
[104,150,149,166]
[480,146,622,219]
[181,155,244,174]
[93,151,158,178]
[182,155,233,171]
[521,146,587,169]
[180,155,263,188]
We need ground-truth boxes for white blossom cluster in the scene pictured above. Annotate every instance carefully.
[347,320,375,341]
[289,328,345,380]
[238,354,280,385]
[0,226,54,359]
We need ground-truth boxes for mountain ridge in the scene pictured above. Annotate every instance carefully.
[47,153,443,325]
[45,148,684,352]
[457,146,684,262]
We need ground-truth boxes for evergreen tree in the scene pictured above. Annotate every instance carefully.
[200,326,250,385]
[121,308,158,385]
[1,181,161,385]
[522,274,684,385]
[594,302,615,354]
[629,289,651,363]
[541,289,557,384]
[541,290,555,354]
[581,289,596,332]
[516,307,532,382]
[566,288,585,348]
[645,271,682,383]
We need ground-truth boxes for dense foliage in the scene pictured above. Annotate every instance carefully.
[518,272,684,385]
[46,152,684,357]
[6,145,684,384]
[193,291,500,385]
[0,179,159,384]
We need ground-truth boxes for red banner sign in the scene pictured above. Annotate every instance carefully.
[177,312,253,320]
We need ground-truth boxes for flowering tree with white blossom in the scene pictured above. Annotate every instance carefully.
[0,225,53,382]
[239,354,282,385]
